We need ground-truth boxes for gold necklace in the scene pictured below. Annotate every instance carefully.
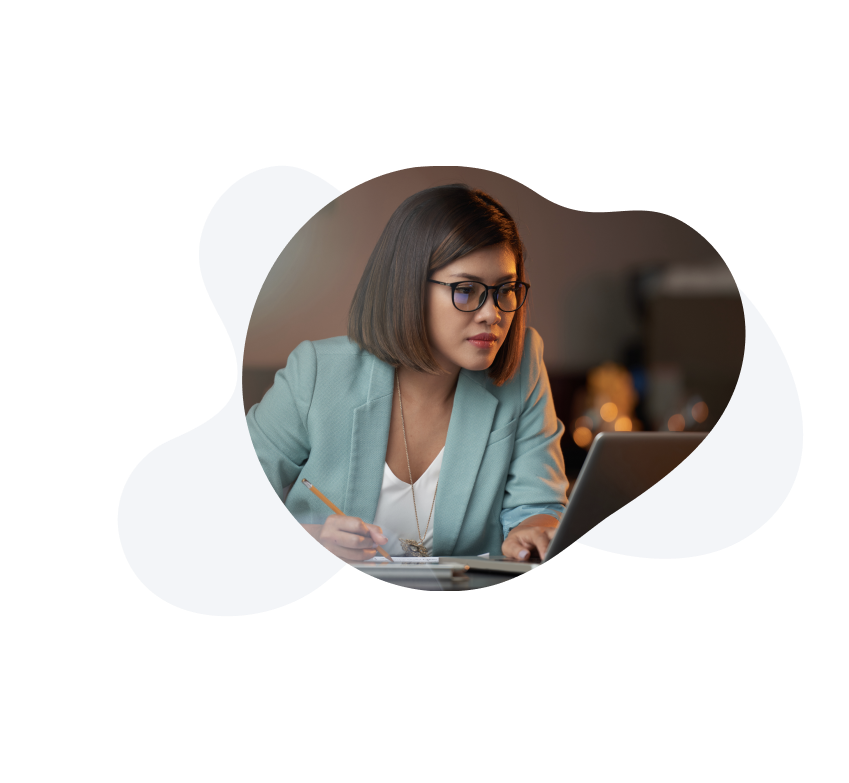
[395,371,438,558]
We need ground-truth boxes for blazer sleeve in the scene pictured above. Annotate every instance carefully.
[500,329,569,516]
[245,340,317,500]
[500,503,566,539]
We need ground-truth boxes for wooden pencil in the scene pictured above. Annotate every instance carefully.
[301,479,394,562]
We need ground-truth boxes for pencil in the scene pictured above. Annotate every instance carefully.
[301,479,394,562]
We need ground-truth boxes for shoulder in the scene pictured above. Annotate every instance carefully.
[502,326,545,405]
[283,336,377,405]
[509,327,546,402]
[520,326,546,380]
[499,326,545,387]
[522,326,544,364]
[284,336,368,367]
[310,335,368,358]
[276,336,371,388]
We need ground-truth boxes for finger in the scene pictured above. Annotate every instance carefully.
[526,528,551,558]
[326,514,371,534]
[364,524,389,545]
[501,536,531,561]
[324,529,377,549]
[324,514,356,530]
[350,519,389,545]
[503,528,551,560]
[536,541,549,558]
[366,525,389,543]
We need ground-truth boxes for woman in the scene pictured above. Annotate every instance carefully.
[246,184,568,561]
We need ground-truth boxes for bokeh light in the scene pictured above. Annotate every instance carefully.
[584,363,639,439]
[573,426,593,448]
[692,401,709,423]
[668,414,686,432]
[600,402,618,422]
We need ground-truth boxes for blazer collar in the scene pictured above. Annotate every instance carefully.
[433,370,498,555]
[345,358,498,556]
[344,354,395,521]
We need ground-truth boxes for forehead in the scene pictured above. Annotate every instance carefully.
[440,244,517,280]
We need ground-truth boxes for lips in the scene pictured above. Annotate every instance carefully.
[467,333,498,348]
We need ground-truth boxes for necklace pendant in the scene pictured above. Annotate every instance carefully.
[400,538,429,558]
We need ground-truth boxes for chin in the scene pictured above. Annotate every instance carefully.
[459,349,498,372]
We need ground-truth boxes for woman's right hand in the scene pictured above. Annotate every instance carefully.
[304,515,388,561]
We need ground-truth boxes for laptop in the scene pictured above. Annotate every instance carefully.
[445,432,708,573]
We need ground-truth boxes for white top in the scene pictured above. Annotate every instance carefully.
[373,448,443,556]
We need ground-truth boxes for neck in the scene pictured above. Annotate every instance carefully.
[396,365,460,407]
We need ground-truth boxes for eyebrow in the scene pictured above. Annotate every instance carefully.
[448,273,518,283]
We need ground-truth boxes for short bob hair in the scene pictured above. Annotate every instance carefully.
[348,184,527,386]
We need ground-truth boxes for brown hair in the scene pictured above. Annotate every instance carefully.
[348,184,527,386]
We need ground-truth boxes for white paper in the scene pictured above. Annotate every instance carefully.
[367,554,490,563]
[367,556,440,563]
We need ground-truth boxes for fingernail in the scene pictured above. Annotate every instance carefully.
[518,549,529,560]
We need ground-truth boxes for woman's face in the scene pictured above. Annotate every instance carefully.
[425,244,518,376]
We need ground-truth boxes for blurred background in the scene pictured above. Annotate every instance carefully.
[243,167,745,490]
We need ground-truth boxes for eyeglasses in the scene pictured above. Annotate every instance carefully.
[428,279,530,313]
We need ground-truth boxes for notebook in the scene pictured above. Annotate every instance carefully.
[447,431,708,571]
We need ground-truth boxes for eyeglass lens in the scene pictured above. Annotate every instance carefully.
[453,282,524,312]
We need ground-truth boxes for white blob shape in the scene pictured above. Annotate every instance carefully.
[118,167,344,615]
[579,292,802,557]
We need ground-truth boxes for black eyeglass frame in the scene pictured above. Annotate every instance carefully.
[427,279,531,313]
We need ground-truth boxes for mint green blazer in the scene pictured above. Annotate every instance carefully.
[246,327,568,556]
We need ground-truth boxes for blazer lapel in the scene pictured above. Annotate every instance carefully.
[433,371,498,555]
[344,355,395,523]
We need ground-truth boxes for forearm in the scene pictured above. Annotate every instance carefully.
[500,503,565,540]
[512,513,559,529]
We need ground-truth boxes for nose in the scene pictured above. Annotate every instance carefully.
[475,292,501,325]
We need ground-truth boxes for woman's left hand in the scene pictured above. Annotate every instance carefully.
[502,515,558,561]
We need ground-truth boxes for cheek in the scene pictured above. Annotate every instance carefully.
[427,304,468,357]
[427,294,457,331]
[424,297,445,342]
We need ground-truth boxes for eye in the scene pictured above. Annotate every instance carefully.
[455,284,475,295]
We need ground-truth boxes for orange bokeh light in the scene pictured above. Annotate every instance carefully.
[573,426,593,448]
[692,401,709,423]
[600,402,618,422]
[668,414,686,432]
[614,417,632,431]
